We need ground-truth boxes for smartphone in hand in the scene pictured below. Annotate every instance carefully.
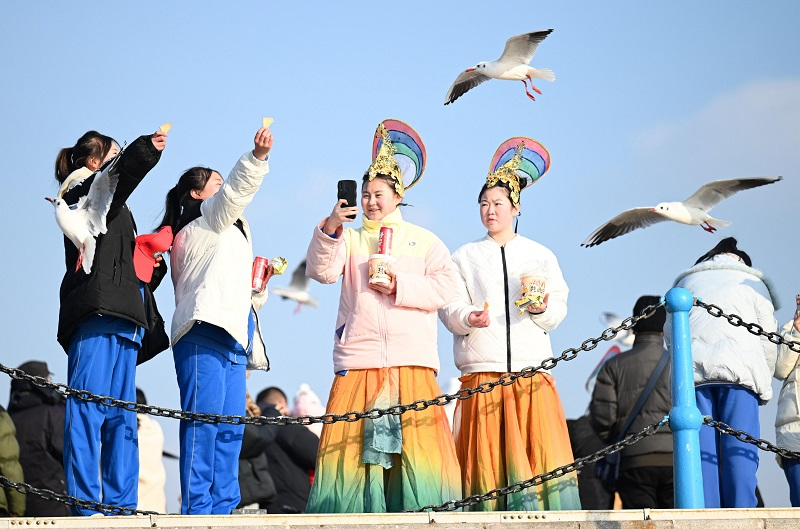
[337,180,358,220]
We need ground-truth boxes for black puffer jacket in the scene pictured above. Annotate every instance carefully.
[590,333,673,468]
[56,134,169,363]
[7,382,70,517]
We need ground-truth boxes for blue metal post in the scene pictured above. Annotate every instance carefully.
[665,287,705,509]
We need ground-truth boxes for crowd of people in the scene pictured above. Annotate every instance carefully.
[0,119,797,517]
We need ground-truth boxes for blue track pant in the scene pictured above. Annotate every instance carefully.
[64,333,139,516]
[173,341,246,514]
[783,458,800,507]
[695,385,759,508]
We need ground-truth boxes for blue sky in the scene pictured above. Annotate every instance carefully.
[1,1,798,511]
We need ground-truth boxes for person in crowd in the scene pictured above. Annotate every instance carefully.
[7,361,69,517]
[566,415,615,510]
[289,384,325,437]
[304,119,460,512]
[135,388,167,513]
[438,137,579,510]
[256,387,319,513]
[53,128,169,515]
[237,391,276,511]
[666,237,778,508]
[0,403,24,517]
[158,124,273,514]
[590,296,673,508]
[774,297,800,506]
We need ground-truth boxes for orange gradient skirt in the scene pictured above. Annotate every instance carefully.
[306,366,462,513]
[454,371,581,511]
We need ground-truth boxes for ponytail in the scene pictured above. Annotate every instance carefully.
[54,131,116,183]
[157,166,216,232]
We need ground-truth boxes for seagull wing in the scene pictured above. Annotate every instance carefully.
[683,176,782,210]
[581,207,667,247]
[81,160,120,236]
[498,29,553,65]
[444,69,492,105]
[288,260,310,291]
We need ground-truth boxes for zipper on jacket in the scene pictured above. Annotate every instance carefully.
[378,295,389,367]
[501,246,512,372]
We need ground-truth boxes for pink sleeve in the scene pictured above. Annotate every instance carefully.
[305,218,347,284]
[394,239,457,311]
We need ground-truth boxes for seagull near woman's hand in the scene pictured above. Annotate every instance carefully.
[444,29,555,105]
[45,158,120,273]
[272,260,319,314]
[581,176,782,248]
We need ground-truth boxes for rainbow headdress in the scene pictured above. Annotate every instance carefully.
[486,137,550,205]
[368,119,426,197]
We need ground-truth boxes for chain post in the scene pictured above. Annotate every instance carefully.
[665,287,705,509]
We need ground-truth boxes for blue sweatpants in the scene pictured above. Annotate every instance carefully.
[695,385,760,508]
[783,457,800,507]
[64,333,139,516]
[173,341,246,514]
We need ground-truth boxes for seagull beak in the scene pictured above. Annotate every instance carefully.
[44,197,54,203]
[466,67,476,72]
[649,208,656,212]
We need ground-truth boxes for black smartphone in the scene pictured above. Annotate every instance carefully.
[337,180,358,219]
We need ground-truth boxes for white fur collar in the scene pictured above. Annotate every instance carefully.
[673,255,780,310]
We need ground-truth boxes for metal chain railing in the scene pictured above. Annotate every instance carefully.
[412,417,670,512]
[703,417,800,461]
[0,301,663,427]
[0,474,159,516]
[694,299,800,353]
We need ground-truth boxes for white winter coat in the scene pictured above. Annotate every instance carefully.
[666,254,779,403]
[438,235,568,374]
[170,151,269,368]
[774,321,800,451]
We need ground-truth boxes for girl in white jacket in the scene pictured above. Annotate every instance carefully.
[439,137,580,511]
[667,237,778,508]
[774,304,800,506]
[157,126,273,514]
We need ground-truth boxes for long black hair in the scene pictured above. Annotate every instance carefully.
[694,237,752,267]
[158,167,216,232]
[54,131,116,183]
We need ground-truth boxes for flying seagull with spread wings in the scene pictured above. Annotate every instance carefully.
[581,176,782,247]
[444,29,555,105]
[271,260,319,314]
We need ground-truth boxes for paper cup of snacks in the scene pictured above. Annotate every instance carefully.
[515,274,547,313]
[368,254,395,285]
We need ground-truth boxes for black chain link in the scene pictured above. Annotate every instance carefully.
[703,417,800,461]
[694,299,800,353]
[0,474,159,516]
[411,417,670,512]
[0,302,663,427]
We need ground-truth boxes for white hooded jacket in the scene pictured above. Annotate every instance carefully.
[438,235,568,374]
[170,151,270,369]
[665,254,778,403]
[774,321,800,451]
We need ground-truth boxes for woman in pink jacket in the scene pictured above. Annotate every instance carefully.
[304,120,460,513]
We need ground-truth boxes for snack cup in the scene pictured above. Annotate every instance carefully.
[369,254,395,285]
[519,275,547,309]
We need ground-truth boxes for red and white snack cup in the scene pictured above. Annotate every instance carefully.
[252,256,269,293]
[378,226,393,255]
[368,254,395,285]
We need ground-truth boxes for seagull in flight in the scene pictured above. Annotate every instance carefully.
[45,157,120,273]
[581,176,782,247]
[271,260,319,314]
[445,29,555,105]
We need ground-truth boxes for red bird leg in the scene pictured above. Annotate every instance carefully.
[75,250,84,272]
[701,222,717,233]
[522,80,536,101]
[526,75,543,94]
[293,303,302,315]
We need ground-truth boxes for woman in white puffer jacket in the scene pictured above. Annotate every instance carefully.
[438,137,579,511]
[666,237,778,509]
[774,306,800,506]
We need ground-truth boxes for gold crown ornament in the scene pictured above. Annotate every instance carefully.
[366,119,427,198]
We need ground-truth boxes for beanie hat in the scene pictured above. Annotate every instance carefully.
[632,295,666,333]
